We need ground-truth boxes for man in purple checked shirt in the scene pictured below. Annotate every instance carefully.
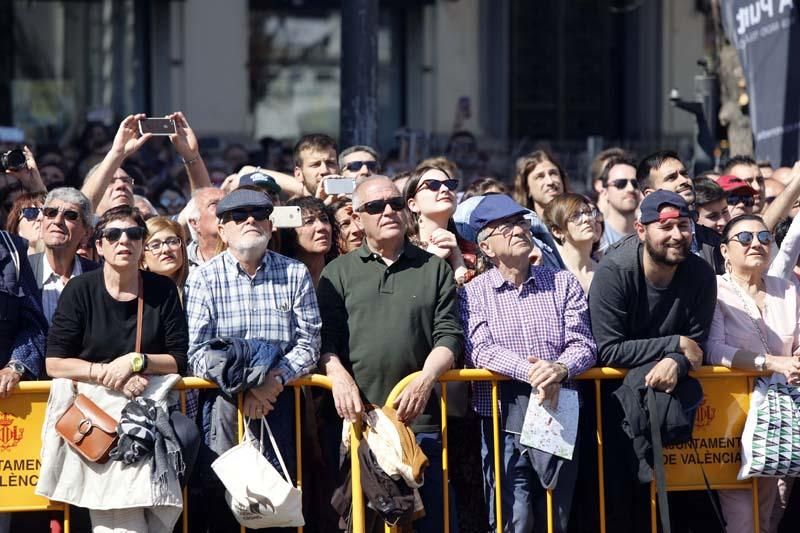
[457,194,596,533]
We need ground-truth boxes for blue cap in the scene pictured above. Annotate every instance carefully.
[467,194,528,239]
[215,186,273,217]
[240,170,281,194]
[639,190,691,224]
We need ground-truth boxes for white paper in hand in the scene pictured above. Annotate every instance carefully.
[519,388,579,460]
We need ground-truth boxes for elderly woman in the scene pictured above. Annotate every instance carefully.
[37,205,189,533]
[543,193,600,293]
[404,165,472,283]
[706,214,800,533]
[5,192,45,255]
[278,196,338,286]
[143,216,189,291]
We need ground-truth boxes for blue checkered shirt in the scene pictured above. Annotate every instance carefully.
[458,265,597,417]
[184,250,321,382]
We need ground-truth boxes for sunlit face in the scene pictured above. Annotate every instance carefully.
[191,188,225,241]
[407,169,457,219]
[96,217,144,270]
[696,198,730,234]
[295,148,338,193]
[41,199,87,251]
[637,208,692,266]
[648,159,695,205]
[564,204,599,244]
[526,161,563,208]
[217,208,273,260]
[721,218,771,275]
[352,180,405,243]
[728,163,766,213]
[335,204,363,252]
[604,163,640,214]
[143,229,184,278]
[17,202,42,247]
[295,209,332,256]
[478,215,534,266]
[341,150,378,179]
[101,169,135,210]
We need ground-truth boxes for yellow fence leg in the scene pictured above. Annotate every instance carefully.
[64,504,70,533]
[594,380,607,533]
[441,382,450,533]
[752,478,760,533]
[492,380,503,533]
[650,481,657,533]
[546,489,554,533]
[180,390,189,533]
[238,393,245,533]
[351,421,366,533]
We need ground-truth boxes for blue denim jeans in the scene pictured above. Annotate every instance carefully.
[479,418,579,533]
[414,431,459,533]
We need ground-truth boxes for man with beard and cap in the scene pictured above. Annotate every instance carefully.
[588,190,717,533]
[184,182,321,532]
[632,150,724,273]
[458,194,596,532]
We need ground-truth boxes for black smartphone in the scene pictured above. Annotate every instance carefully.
[138,118,176,136]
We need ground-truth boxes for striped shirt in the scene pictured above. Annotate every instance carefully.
[184,249,321,382]
[458,265,596,417]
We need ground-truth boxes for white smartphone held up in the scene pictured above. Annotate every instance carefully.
[323,176,356,195]
[270,206,302,228]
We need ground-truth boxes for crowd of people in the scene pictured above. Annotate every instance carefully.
[1,110,800,533]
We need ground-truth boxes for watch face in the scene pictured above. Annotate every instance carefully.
[8,362,24,375]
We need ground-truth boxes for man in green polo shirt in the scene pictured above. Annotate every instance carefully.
[317,175,463,532]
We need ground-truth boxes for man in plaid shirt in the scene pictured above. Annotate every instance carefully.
[184,183,321,531]
[458,194,596,533]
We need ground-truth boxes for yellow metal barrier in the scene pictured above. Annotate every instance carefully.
[0,375,368,533]
[384,367,766,533]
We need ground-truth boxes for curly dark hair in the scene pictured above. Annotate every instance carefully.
[278,197,339,264]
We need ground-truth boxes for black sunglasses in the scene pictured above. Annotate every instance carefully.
[727,195,755,208]
[355,197,405,215]
[102,226,145,242]
[727,230,772,246]
[344,161,379,173]
[417,179,459,193]
[609,179,639,190]
[20,207,41,221]
[43,206,80,221]
[224,206,273,223]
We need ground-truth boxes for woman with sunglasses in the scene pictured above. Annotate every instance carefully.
[278,196,338,287]
[404,165,471,284]
[543,193,599,293]
[142,217,189,295]
[706,214,800,533]
[5,192,45,255]
[38,205,189,532]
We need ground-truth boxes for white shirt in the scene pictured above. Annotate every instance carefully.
[41,255,82,325]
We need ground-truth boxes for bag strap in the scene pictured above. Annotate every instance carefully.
[135,275,144,353]
[647,387,672,533]
[690,440,727,531]
[263,417,292,484]
[723,274,770,354]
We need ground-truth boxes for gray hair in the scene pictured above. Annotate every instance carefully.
[352,175,396,211]
[338,145,380,170]
[44,187,93,226]
[134,195,157,215]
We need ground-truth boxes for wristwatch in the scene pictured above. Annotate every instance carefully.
[131,352,145,373]
[6,360,25,377]
[754,354,767,372]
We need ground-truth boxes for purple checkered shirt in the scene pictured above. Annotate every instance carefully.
[458,266,597,417]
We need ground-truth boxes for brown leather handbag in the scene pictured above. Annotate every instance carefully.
[55,277,144,463]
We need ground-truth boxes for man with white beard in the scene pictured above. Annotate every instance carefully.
[184,183,321,531]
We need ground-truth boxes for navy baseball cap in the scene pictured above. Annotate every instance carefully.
[215,185,273,218]
[240,170,281,194]
[639,190,691,224]
[467,194,528,238]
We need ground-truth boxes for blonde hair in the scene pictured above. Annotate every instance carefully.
[143,216,189,290]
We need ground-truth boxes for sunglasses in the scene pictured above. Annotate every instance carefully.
[224,206,273,223]
[102,226,145,242]
[727,230,772,246]
[609,179,639,190]
[355,197,405,215]
[20,207,41,221]
[344,161,379,173]
[43,206,80,221]
[727,195,755,207]
[416,179,459,193]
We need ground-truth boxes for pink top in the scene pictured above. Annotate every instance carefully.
[706,275,800,367]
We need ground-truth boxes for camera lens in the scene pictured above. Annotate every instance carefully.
[2,149,27,172]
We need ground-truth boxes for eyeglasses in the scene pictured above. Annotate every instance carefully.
[727,195,755,208]
[344,161,379,173]
[102,226,145,242]
[224,207,273,223]
[609,179,639,190]
[567,207,600,224]
[112,176,135,185]
[20,207,41,221]
[416,179,459,193]
[727,230,772,246]
[43,206,80,221]
[145,236,182,252]
[486,217,532,239]
[355,197,405,215]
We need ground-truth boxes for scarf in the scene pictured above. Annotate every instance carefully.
[110,397,185,499]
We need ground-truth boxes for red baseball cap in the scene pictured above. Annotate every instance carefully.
[717,175,756,196]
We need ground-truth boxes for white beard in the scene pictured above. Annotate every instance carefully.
[230,234,270,262]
